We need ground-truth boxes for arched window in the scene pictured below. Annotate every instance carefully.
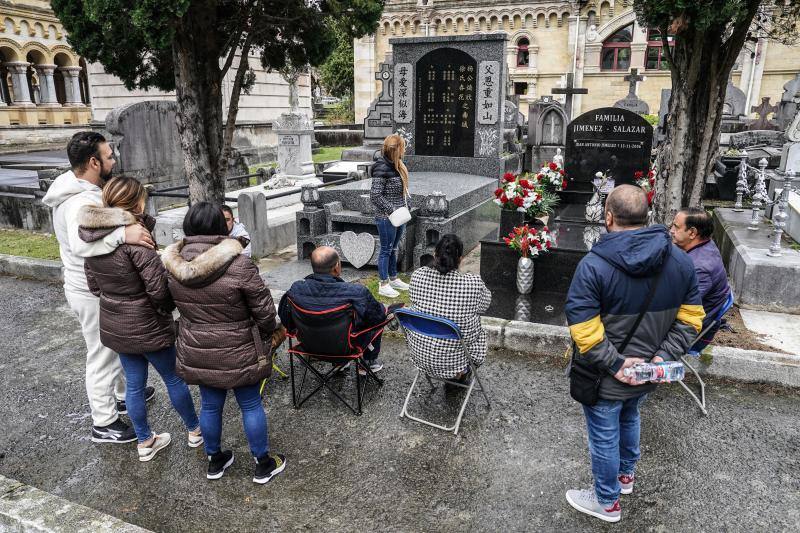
[645,28,675,70]
[601,24,633,71]
[517,37,530,67]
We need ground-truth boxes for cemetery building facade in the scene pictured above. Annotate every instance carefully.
[355,0,800,123]
[0,0,312,148]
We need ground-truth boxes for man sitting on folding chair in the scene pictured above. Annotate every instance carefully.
[669,207,732,353]
[278,246,387,376]
[670,207,733,415]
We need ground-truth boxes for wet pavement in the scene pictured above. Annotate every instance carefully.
[0,276,798,532]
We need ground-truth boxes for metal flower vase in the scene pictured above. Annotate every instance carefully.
[516,256,534,294]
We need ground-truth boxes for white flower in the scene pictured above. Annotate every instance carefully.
[595,171,603,178]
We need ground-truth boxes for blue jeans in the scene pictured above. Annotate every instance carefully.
[375,217,404,281]
[199,383,269,458]
[582,394,648,505]
[118,346,199,443]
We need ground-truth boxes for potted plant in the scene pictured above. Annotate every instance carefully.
[494,172,530,238]
[503,224,555,294]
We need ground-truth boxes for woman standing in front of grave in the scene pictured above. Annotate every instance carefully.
[162,202,286,484]
[371,133,412,298]
[77,176,202,462]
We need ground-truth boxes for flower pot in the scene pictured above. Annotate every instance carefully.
[516,256,534,294]
[499,208,526,241]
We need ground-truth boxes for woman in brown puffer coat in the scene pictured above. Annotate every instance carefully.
[79,176,200,463]
[161,202,286,485]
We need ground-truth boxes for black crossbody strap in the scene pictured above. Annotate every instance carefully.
[617,267,664,354]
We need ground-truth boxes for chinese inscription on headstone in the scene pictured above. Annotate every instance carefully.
[394,63,413,124]
[478,61,500,125]
[414,48,477,157]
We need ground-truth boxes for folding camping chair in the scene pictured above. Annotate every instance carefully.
[285,298,388,416]
[394,308,491,435]
[678,291,735,416]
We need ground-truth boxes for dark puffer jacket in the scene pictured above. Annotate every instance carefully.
[79,205,175,354]
[162,235,276,389]
[566,225,704,401]
[370,156,409,218]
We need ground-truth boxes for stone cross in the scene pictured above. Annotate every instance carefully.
[624,68,644,97]
[552,73,588,120]
[750,97,779,130]
[375,62,393,101]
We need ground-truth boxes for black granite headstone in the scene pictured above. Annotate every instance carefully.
[414,48,477,157]
[565,107,653,187]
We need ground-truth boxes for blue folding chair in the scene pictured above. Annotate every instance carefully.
[394,308,491,435]
[679,290,735,415]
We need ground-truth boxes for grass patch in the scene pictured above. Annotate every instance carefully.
[360,274,412,306]
[0,228,60,260]
[313,146,358,164]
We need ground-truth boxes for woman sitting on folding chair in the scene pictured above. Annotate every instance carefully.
[408,234,492,384]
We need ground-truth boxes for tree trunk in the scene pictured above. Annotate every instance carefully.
[653,2,760,225]
[172,0,225,204]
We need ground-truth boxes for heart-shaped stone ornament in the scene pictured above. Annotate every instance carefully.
[339,231,375,269]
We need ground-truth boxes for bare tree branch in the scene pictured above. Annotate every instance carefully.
[222,31,255,163]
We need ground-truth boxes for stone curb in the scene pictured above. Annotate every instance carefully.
[481,317,800,389]
[0,475,151,532]
[0,253,62,283]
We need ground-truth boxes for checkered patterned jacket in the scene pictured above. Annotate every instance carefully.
[407,266,492,378]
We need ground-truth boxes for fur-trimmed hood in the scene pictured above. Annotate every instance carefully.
[78,204,137,228]
[78,204,156,243]
[162,235,244,287]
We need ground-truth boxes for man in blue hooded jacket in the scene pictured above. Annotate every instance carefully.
[565,185,704,523]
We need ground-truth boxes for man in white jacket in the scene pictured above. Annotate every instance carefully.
[43,131,155,443]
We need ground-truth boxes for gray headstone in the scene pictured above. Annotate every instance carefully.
[237,191,268,259]
[613,95,649,115]
[723,80,747,118]
[105,101,184,209]
[363,62,396,146]
[656,88,671,145]
[504,100,518,129]
[778,142,800,174]
[776,73,800,130]
[389,34,508,176]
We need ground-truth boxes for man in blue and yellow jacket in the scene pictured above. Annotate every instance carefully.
[564,185,704,523]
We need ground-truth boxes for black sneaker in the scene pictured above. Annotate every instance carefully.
[207,450,234,480]
[116,386,156,415]
[91,419,137,443]
[253,453,286,484]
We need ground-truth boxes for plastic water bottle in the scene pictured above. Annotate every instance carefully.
[623,361,685,383]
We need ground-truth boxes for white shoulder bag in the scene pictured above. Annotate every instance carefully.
[388,196,411,227]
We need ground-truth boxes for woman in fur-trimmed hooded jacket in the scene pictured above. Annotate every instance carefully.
[78,176,200,463]
[161,201,286,484]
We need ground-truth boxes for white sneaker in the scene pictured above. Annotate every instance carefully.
[389,278,410,291]
[188,428,203,448]
[378,283,400,298]
[138,433,171,462]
